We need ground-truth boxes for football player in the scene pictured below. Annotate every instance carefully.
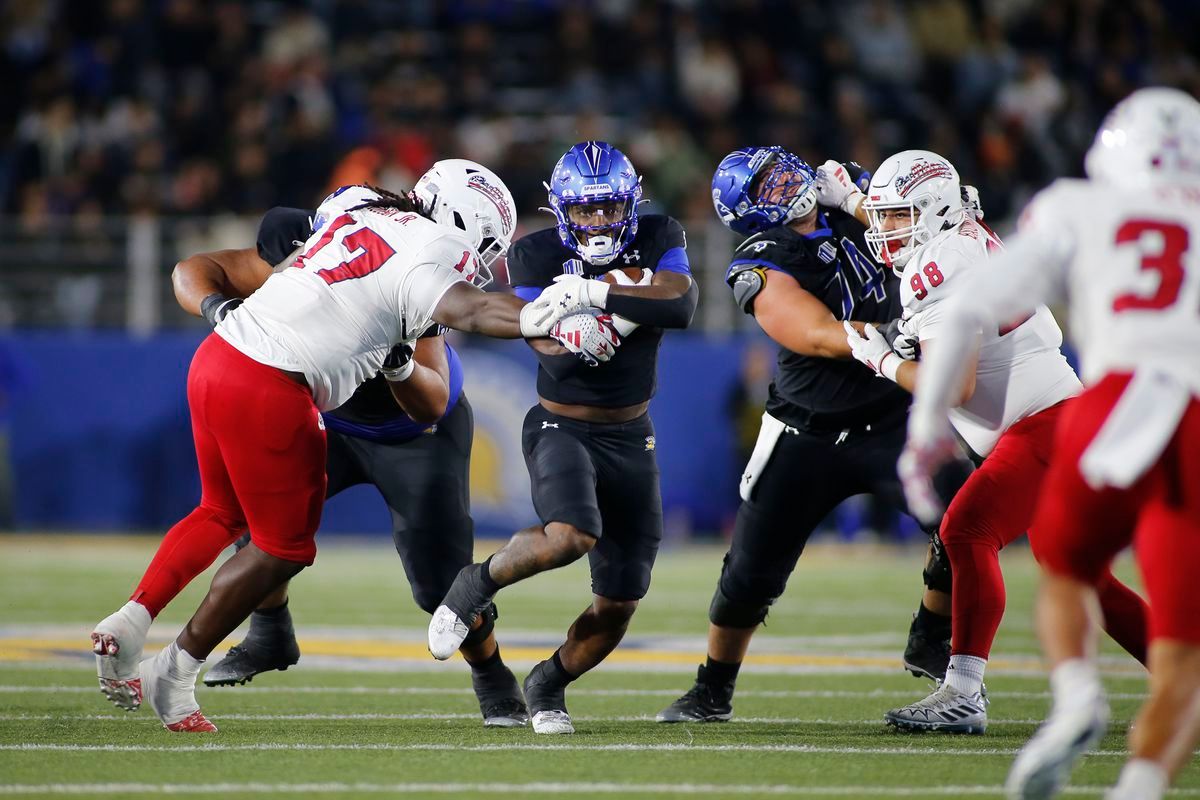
[426,141,697,735]
[90,160,591,731]
[656,147,957,724]
[170,183,526,727]
[898,87,1200,799]
[840,149,1148,734]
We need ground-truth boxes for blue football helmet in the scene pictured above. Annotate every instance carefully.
[711,146,818,236]
[544,141,643,267]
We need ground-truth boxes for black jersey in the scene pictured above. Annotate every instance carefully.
[726,209,909,431]
[255,207,461,440]
[507,214,690,408]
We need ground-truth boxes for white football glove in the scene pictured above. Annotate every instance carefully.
[549,311,620,366]
[814,160,866,216]
[518,275,611,338]
[898,408,960,526]
[845,322,901,381]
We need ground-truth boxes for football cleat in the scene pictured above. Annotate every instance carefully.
[92,602,152,712]
[656,674,734,723]
[884,682,989,734]
[472,662,529,728]
[141,650,216,733]
[203,638,300,687]
[1005,696,1109,799]
[531,709,575,735]
[903,618,951,682]
[428,565,497,660]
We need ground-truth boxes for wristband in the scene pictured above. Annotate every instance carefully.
[878,351,901,382]
[200,293,242,328]
[382,359,416,383]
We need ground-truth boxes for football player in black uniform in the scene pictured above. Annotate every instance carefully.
[171,184,528,728]
[656,147,956,723]
[426,142,698,734]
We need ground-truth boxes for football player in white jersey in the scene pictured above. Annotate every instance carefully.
[89,160,597,732]
[831,150,1147,734]
[896,87,1200,799]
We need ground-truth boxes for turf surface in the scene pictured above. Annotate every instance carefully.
[0,535,1193,798]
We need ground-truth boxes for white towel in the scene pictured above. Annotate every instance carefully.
[740,412,788,501]
[1079,369,1190,489]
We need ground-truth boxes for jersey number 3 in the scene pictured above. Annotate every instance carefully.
[1112,219,1190,313]
[296,214,397,285]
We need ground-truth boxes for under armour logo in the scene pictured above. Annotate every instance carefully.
[541,421,559,429]
[622,249,641,264]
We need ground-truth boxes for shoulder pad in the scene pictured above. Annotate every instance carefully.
[727,263,767,314]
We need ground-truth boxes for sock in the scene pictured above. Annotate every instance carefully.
[549,649,577,685]
[468,648,504,674]
[700,656,741,690]
[479,556,501,595]
[150,641,205,725]
[1050,658,1102,710]
[131,507,244,616]
[118,600,153,635]
[944,654,987,695]
[944,539,1005,658]
[914,602,952,640]
[247,600,295,641]
[1107,759,1167,800]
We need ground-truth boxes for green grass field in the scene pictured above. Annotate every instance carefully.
[0,535,1193,799]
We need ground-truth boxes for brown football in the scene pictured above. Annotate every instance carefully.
[600,267,650,284]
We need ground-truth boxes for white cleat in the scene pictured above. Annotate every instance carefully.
[427,605,469,661]
[1006,696,1108,800]
[531,709,575,735]
[91,602,151,711]
[140,648,217,733]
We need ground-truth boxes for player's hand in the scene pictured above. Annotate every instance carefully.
[549,312,620,366]
[519,274,611,337]
[814,160,866,216]
[879,318,920,361]
[898,409,960,526]
[380,342,415,382]
[200,293,243,328]
[845,322,900,380]
[961,185,983,221]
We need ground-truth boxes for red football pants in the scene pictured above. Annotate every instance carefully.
[943,400,1147,662]
[132,334,327,616]
[1033,373,1200,646]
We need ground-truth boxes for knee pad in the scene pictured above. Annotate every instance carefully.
[233,532,252,551]
[923,530,953,593]
[708,583,772,628]
[461,603,497,648]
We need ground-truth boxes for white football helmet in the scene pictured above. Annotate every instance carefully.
[1084,87,1200,189]
[862,150,964,270]
[415,159,517,287]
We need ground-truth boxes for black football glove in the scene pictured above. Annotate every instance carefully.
[879,318,920,361]
[200,293,244,328]
[380,342,416,382]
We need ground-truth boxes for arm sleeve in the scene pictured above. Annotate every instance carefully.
[257,207,315,266]
[911,192,1073,421]
[604,277,698,329]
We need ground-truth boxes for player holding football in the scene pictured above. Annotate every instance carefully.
[898,87,1200,798]
[90,160,592,732]
[656,147,958,724]
[426,141,697,735]
[837,149,1148,734]
[170,180,526,727]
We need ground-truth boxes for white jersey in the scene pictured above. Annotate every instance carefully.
[217,203,476,411]
[1017,178,1200,395]
[899,217,1081,456]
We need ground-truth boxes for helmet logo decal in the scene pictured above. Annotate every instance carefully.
[895,160,953,198]
[582,141,605,175]
[466,174,514,234]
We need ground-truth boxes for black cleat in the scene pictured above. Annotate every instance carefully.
[524,659,574,734]
[903,617,950,682]
[656,670,734,723]
[472,662,529,728]
[203,638,300,687]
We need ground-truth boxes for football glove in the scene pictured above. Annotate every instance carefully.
[880,317,920,361]
[845,322,901,381]
[380,342,416,382]
[550,312,620,366]
[518,274,611,338]
[200,293,243,328]
[898,417,962,526]
[814,160,866,216]
[961,184,984,221]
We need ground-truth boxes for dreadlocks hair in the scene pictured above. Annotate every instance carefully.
[347,184,430,218]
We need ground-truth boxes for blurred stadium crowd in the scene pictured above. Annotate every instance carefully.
[6,0,1199,237]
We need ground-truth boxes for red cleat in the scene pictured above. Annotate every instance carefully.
[165,710,217,733]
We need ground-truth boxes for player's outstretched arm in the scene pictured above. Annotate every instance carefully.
[431,281,532,339]
[752,270,861,358]
[172,247,273,325]
[381,336,452,424]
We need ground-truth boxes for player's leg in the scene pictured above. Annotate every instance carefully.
[140,345,327,731]
[93,335,249,711]
[658,426,850,723]
[203,430,363,687]
[1108,414,1200,800]
[428,406,600,659]
[886,408,1062,734]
